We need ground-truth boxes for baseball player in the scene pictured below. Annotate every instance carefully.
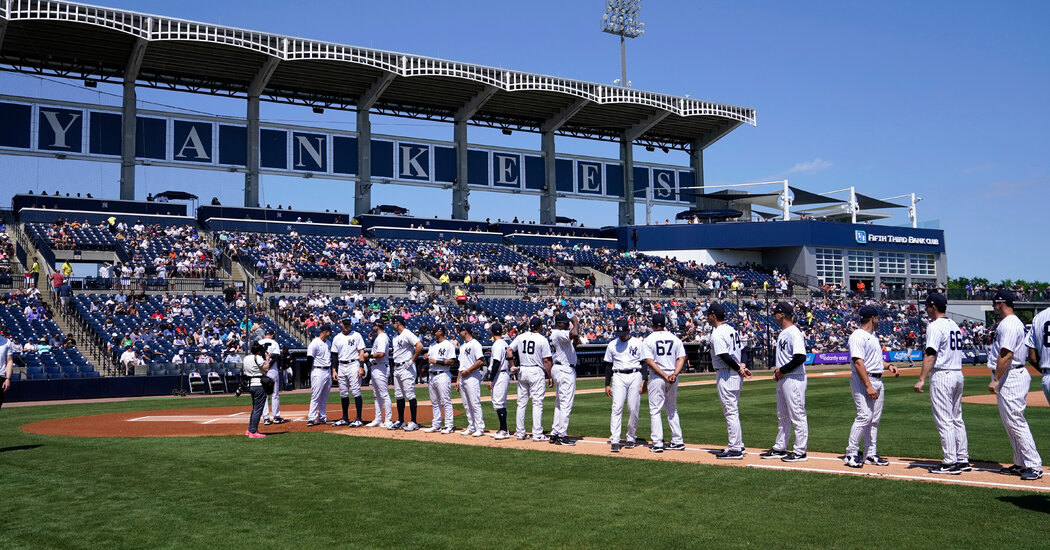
[844,306,900,468]
[389,316,422,431]
[760,302,809,462]
[604,318,649,453]
[330,318,367,427]
[549,312,581,446]
[455,324,486,437]
[913,292,970,474]
[306,324,333,426]
[487,323,512,439]
[642,313,686,453]
[707,303,752,459]
[366,316,393,428]
[0,326,12,418]
[423,326,456,434]
[507,317,553,441]
[258,329,287,425]
[1024,305,1050,407]
[987,290,1042,481]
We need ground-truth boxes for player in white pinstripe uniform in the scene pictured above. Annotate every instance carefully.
[604,318,648,453]
[1024,305,1050,406]
[305,324,333,426]
[761,302,809,462]
[487,323,512,440]
[843,306,899,468]
[424,326,456,434]
[330,318,366,427]
[455,324,486,436]
[707,303,752,459]
[642,313,686,453]
[549,312,580,446]
[389,316,422,431]
[914,292,970,474]
[507,317,553,442]
[365,316,393,428]
[987,290,1042,481]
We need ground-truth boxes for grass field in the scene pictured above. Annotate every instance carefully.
[3,372,1050,549]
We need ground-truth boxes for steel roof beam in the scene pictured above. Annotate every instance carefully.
[692,120,745,151]
[454,85,497,123]
[624,110,669,143]
[358,71,396,111]
[248,57,280,98]
[540,98,590,133]
[120,38,147,201]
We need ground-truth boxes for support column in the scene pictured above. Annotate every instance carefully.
[689,142,704,209]
[618,134,635,226]
[120,39,147,201]
[452,120,469,220]
[356,109,372,216]
[540,131,557,225]
[245,57,278,208]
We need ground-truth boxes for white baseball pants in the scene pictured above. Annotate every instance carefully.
[716,368,744,451]
[308,368,332,422]
[515,366,546,436]
[846,374,885,457]
[996,368,1042,470]
[460,372,484,432]
[610,371,642,444]
[336,362,362,398]
[929,369,969,463]
[392,365,417,400]
[491,371,510,410]
[647,375,683,446]
[1042,372,1050,407]
[551,364,576,438]
[262,367,280,420]
[429,369,454,429]
[370,365,391,423]
[774,373,808,454]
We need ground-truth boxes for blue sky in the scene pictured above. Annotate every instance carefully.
[2,0,1047,281]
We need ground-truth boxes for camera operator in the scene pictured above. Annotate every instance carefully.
[243,341,273,438]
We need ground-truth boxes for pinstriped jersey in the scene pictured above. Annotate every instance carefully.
[1024,307,1050,370]
[991,315,1027,368]
[925,317,962,371]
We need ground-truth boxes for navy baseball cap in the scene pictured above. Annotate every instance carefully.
[706,303,726,319]
[490,322,503,335]
[529,317,544,330]
[432,325,446,335]
[340,317,353,325]
[554,313,570,325]
[651,313,668,326]
[857,305,879,320]
[458,324,473,334]
[390,315,405,325]
[992,289,1015,307]
[614,318,631,335]
[317,323,333,333]
[924,292,947,310]
[772,302,794,316]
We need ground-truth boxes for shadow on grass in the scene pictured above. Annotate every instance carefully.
[0,444,43,453]
[998,495,1050,515]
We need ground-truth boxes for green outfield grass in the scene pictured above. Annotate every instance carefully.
[2,374,1049,549]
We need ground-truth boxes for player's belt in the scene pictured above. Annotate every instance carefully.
[313,365,331,370]
[554,362,576,368]
[868,373,883,379]
[395,361,413,368]
[338,360,359,364]
[614,368,641,374]
[1042,368,1050,374]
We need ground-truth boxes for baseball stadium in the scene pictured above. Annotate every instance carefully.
[1,1,1049,548]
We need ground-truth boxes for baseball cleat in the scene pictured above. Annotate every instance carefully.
[349,419,365,428]
[649,444,664,454]
[380,421,393,429]
[610,443,621,453]
[306,421,318,427]
[1020,469,1044,481]
[423,424,440,433]
[781,452,808,462]
[247,431,267,438]
[716,449,745,460]
[319,418,328,424]
[515,432,528,440]
[844,455,863,468]
[624,440,637,449]
[760,449,788,459]
[955,461,973,472]
[532,434,549,442]
[263,419,273,426]
[548,435,560,445]
[331,419,350,427]
[555,437,576,446]
[457,429,473,436]
[472,430,486,437]
[666,442,686,451]
[389,421,404,430]
[928,463,961,475]
[273,417,288,424]
[999,464,1025,476]
[366,419,382,428]
[440,427,454,435]
[493,430,511,440]
[403,422,419,432]
[865,455,889,466]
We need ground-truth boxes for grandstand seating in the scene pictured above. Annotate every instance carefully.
[1,293,95,376]
[221,231,397,282]
[379,239,559,284]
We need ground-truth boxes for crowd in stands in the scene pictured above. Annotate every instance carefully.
[0,220,13,275]
[378,238,563,286]
[0,289,93,374]
[116,222,219,279]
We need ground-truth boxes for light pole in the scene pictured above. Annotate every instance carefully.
[601,0,645,86]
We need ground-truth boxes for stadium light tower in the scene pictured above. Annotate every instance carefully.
[601,0,645,86]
